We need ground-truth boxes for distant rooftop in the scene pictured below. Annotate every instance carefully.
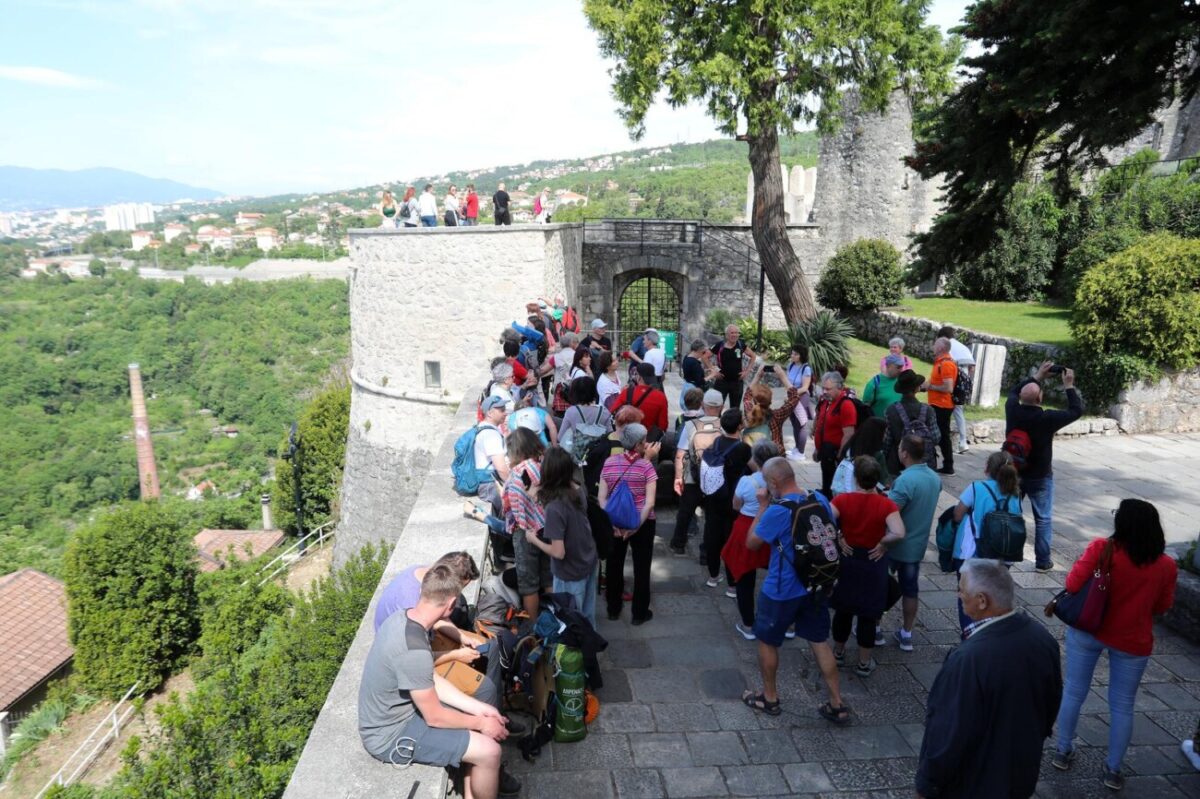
[193,529,286,573]
[0,569,73,710]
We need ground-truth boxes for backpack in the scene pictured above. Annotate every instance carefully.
[534,196,543,216]
[935,506,957,572]
[562,306,580,334]
[699,437,737,497]
[952,369,972,405]
[895,403,938,466]
[604,384,650,414]
[836,392,873,422]
[975,482,1026,562]
[452,424,496,496]
[685,417,722,484]
[603,460,642,530]
[399,202,411,219]
[563,406,608,466]
[777,493,840,596]
[1002,428,1033,471]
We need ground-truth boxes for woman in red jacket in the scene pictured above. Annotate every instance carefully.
[1051,499,1177,792]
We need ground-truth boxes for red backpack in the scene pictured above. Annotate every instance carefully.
[561,306,580,334]
[1002,429,1033,471]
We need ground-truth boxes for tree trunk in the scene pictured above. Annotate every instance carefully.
[748,126,817,325]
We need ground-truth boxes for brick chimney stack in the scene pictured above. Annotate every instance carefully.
[261,494,274,530]
[128,363,161,499]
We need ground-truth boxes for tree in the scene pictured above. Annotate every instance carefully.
[584,0,959,324]
[271,382,350,534]
[909,0,1200,282]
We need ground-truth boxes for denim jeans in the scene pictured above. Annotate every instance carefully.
[1021,475,1054,567]
[419,215,437,227]
[554,565,598,629]
[1055,627,1150,771]
[952,404,967,446]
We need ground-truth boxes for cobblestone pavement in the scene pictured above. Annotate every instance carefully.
[503,381,1200,798]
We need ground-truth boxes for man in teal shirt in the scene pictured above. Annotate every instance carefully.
[863,354,905,417]
[885,435,942,651]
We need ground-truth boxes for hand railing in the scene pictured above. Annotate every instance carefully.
[256,519,337,587]
[34,682,141,798]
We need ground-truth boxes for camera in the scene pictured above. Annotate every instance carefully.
[1048,364,1066,375]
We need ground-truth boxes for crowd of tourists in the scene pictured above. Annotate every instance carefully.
[355,300,1184,799]
[378,184,554,228]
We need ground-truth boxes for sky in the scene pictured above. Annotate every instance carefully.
[0,0,972,197]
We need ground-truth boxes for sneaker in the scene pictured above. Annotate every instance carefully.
[784,627,797,640]
[725,587,737,599]
[705,576,722,588]
[874,629,886,647]
[1180,739,1200,771]
[833,648,845,666]
[505,717,528,737]
[936,466,955,475]
[957,443,970,454]
[1102,767,1125,791]
[1035,562,1055,573]
[734,622,756,640]
[1051,749,1076,772]
[894,628,914,652]
[854,658,878,677]
[499,765,522,797]
[669,543,686,556]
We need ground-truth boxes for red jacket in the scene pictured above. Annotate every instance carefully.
[1065,538,1176,656]
[464,192,479,219]
[610,384,668,433]
[813,390,857,450]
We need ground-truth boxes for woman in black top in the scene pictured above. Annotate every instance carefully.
[679,339,715,409]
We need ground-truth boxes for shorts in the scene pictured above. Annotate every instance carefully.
[380,714,470,768]
[753,592,831,647]
[890,560,921,599]
[512,528,553,596]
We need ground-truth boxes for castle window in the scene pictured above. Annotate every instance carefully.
[424,361,442,389]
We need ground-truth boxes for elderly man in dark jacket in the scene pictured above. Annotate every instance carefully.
[916,559,1062,799]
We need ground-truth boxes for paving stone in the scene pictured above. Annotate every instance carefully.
[829,724,915,760]
[660,766,727,798]
[520,769,616,798]
[1143,682,1200,711]
[607,639,654,669]
[698,668,748,701]
[918,590,960,609]
[552,733,635,770]
[1143,711,1196,741]
[629,667,699,702]
[628,614,719,640]
[1124,744,1185,776]
[710,701,761,731]
[686,731,749,766]
[721,764,788,796]
[1169,773,1200,795]
[894,722,926,754]
[739,729,800,764]
[781,762,834,793]
[598,669,634,703]
[596,703,657,734]
[1119,775,1191,797]
[873,757,919,788]
[821,760,889,791]
[649,636,739,668]
[905,662,942,691]
[789,728,838,762]
[632,732,694,768]
[613,768,667,799]
[1155,654,1200,681]
[1128,713,1184,745]
[652,593,721,614]
[849,693,928,725]
[653,702,721,732]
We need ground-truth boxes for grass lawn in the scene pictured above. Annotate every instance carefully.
[894,297,1074,348]
[844,338,1001,421]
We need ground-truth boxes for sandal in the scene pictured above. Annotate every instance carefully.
[742,691,782,717]
[818,701,852,725]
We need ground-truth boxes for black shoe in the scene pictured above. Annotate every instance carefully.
[669,543,686,556]
[936,467,955,475]
[607,609,621,621]
[499,765,522,797]
[505,717,528,737]
[632,610,654,626]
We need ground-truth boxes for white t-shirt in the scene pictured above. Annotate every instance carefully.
[597,373,621,408]
[489,384,515,413]
[473,425,505,470]
[644,347,666,377]
[417,192,438,217]
[949,338,975,366]
[552,349,573,385]
[444,194,459,214]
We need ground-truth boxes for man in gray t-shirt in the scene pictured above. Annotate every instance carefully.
[358,564,517,797]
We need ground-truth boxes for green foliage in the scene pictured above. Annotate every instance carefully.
[1071,233,1200,369]
[271,382,350,534]
[1058,347,1159,411]
[192,560,292,682]
[704,309,734,334]
[63,502,200,698]
[786,310,854,377]
[816,239,904,312]
[1093,166,1200,238]
[0,240,29,277]
[0,274,349,575]
[107,544,389,799]
[44,785,99,799]
[911,0,1200,271]
[0,698,69,778]
[1058,226,1144,302]
[735,317,791,362]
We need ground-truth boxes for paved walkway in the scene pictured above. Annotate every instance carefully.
[503,380,1200,798]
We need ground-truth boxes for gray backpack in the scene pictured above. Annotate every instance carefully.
[563,406,608,466]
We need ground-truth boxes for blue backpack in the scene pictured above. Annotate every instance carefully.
[604,460,642,530]
[452,424,495,496]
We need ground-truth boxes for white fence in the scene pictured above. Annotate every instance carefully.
[256,520,336,586]
[34,682,140,799]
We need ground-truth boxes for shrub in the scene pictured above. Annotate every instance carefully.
[704,308,734,334]
[816,238,904,312]
[787,310,853,376]
[1071,233,1200,369]
[0,698,69,778]
[734,316,790,362]
[1058,226,1144,302]
[192,559,292,682]
[272,382,350,534]
[63,502,199,698]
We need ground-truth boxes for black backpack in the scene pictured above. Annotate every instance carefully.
[975,482,1026,562]
[776,493,840,596]
[895,402,938,466]
[836,392,873,422]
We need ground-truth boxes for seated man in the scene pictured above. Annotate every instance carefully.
[359,565,519,799]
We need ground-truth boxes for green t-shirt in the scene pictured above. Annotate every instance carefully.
[863,373,902,418]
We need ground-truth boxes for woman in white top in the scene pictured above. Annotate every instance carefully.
[402,186,419,228]
[443,185,460,227]
[379,190,399,228]
[595,351,622,409]
[569,346,593,382]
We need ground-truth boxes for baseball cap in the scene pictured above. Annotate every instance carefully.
[644,326,657,334]
[538,300,548,310]
[884,353,906,367]
[702,389,725,407]
[480,395,507,412]
[590,319,607,330]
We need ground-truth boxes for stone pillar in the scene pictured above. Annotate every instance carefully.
[971,343,1007,407]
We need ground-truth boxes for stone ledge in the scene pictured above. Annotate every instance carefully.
[284,390,488,799]
[966,416,1119,444]
[350,222,583,237]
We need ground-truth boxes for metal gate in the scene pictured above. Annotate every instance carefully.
[616,276,681,353]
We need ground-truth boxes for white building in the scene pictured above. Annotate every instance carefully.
[254,227,279,251]
[235,212,265,228]
[0,215,11,236]
[163,223,189,243]
[130,230,155,252]
[104,203,155,232]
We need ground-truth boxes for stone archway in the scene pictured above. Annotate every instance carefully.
[615,274,683,352]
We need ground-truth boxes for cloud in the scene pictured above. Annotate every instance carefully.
[0,65,104,89]
[258,45,346,66]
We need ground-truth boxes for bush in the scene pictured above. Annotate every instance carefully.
[192,559,292,682]
[272,382,350,534]
[704,308,734,334]
[1071,233,1200,369]
[817,239,904,313]
[734,316,791,362]
[1058,226,1144,302]
[63,502,199,698]
[787,310,853,376]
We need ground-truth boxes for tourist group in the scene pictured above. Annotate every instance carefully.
[378,184,554,227]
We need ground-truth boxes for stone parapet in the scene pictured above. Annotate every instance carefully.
[965,416,1119,445]
[1111,367,1200,434]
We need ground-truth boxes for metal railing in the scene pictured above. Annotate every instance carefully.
[34,682,141,799]
[582,219,702,252]
[256,519,337,586]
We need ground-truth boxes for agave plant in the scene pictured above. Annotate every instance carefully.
[787,310,853,376]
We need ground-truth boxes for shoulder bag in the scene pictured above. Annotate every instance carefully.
[1044,541,1114,633]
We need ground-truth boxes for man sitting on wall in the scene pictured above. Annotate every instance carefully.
[359,565,520,798]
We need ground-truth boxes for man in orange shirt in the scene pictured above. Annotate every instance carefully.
[922,337,958,475]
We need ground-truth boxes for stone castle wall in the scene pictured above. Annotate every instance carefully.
[1112,367,1200,434]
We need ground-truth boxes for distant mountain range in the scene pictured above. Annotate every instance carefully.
[0,166,222,211]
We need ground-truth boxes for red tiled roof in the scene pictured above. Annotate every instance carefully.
[193,529,286,573]
[0,569,73,710]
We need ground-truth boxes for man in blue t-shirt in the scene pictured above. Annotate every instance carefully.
[742,458,848,724]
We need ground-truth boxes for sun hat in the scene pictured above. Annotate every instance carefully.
[481,395,508,412]
[702,389,725,408]
[591,319,607,330]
